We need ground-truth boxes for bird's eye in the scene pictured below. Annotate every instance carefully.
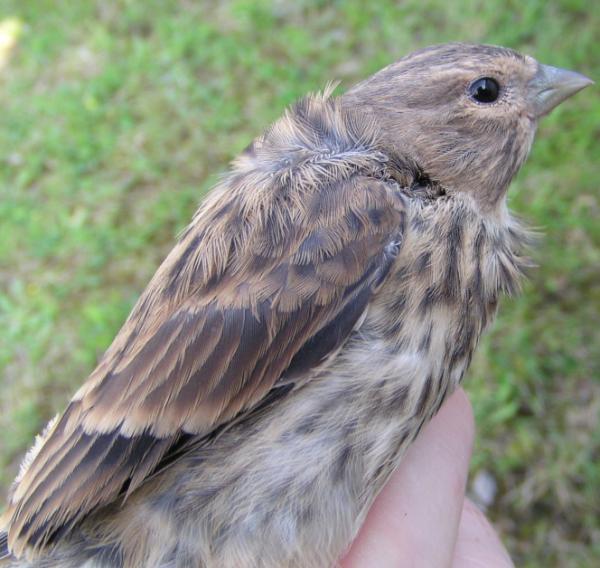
[468,77,500,103]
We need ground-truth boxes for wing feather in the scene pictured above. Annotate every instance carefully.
[5,112,408,557]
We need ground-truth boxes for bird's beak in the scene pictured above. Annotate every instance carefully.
[531,63,593,117]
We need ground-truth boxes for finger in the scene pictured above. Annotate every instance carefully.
[452,498,514,568]
[341,388,475,568]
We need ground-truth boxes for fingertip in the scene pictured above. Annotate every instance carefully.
[442,388,475,454]
[453,498,514,568]
[419,387,475,497]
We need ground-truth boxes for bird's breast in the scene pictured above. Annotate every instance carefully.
[77,199,528,568]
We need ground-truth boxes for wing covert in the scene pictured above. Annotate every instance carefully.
[5,110,408,557]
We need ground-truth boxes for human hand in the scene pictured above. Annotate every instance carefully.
[341,389,514,567]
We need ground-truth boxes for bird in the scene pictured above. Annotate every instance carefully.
[0,43,592,568]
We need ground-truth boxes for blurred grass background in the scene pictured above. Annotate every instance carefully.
[0,0,598,565]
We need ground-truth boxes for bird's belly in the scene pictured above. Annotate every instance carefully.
[85,313,475,568]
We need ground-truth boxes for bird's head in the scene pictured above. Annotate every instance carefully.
[344,43,592,213]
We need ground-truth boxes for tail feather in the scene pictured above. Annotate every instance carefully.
[0,532,12,563]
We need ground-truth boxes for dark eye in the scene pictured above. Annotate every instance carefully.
[468,77,500,103]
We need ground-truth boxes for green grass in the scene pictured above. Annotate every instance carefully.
[0,1,598,565]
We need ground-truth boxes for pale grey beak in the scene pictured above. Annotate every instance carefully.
[531,63,593,117]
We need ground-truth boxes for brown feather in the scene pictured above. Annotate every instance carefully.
[4,93,407,556]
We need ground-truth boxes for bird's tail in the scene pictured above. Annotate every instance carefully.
[0,532,13,565]
[0,531,9,558]
[0,532,29,568]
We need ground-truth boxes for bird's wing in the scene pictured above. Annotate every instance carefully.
[5,169,405,556]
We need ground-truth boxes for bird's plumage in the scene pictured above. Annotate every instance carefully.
[1,43,591,567]
[4,91,408,557]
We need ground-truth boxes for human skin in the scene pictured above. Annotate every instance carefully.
[342,388,514,568]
